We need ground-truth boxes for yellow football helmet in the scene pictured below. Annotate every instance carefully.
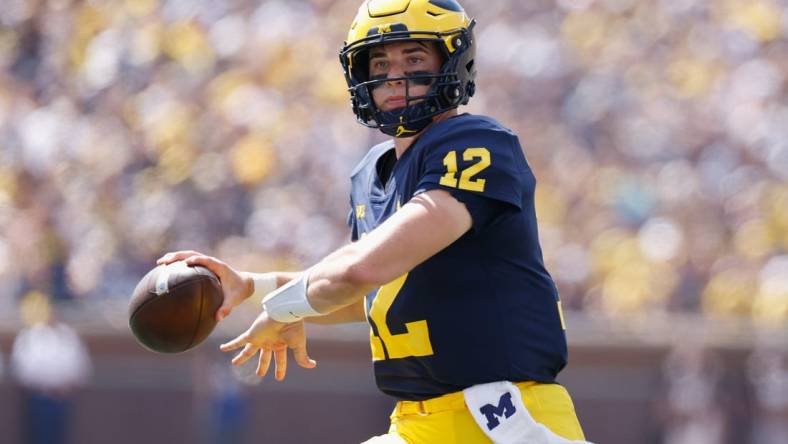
[339,0,477,137]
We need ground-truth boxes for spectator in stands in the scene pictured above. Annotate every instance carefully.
[659,343,726,444]
[10,291,92,444]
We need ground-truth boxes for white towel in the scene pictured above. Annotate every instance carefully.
[463,381,592,444]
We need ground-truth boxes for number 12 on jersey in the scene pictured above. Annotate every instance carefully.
[440,147,491,192]
[369,273,434,361]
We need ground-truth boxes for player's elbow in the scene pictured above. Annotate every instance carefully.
[332,240,403,291]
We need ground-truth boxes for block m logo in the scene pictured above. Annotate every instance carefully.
[478,392,517,431]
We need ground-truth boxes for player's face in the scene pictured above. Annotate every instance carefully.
[368,41,443,112]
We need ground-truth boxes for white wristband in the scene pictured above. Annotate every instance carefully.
[247,272,278,299]
[261,269,321,323]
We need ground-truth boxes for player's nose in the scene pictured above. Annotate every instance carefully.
[384,61,407,85]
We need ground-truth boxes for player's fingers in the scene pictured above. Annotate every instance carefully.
[215,305,232,322]
[184,254,225,271]
[231,343,258,366]
[156,251,200,265]
[156,250,202,265]
[292,345,317,369]
[256,348,272,377]
[273,347,288,381]
[185,255,234,287]
[219,334,247,352]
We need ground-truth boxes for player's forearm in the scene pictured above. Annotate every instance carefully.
[245,261,371,322]
[304,301,366,324]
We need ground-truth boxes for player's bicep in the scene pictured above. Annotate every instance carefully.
[351,189,471,285]
[416,133,526,230]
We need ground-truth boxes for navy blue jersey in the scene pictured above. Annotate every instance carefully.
[348,114,567,401]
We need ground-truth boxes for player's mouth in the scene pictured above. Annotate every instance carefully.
[385,96,407,108]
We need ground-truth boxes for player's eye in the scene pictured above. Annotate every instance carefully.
[408,56,424,65]
[371,60,388,72]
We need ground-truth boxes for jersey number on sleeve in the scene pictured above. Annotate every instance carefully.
[369,273,434,361]
[439,147,491,192]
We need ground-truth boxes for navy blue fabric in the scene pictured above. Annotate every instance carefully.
[348,114,567,401]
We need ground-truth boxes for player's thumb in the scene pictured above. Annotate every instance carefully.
[215,305,232,322]
[293,346,317,369]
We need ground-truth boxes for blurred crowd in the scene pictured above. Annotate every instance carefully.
[0,0,786,326]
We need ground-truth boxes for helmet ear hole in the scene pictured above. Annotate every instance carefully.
[465,60,475,75]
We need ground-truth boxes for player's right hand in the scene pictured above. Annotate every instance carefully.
[219,310,317,381]
[157,250,253,322]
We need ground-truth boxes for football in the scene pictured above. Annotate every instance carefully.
[129,262,224,353]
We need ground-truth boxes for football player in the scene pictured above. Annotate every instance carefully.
[159,0,588,442]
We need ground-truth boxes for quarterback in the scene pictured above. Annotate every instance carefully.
[160,0,587,442]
